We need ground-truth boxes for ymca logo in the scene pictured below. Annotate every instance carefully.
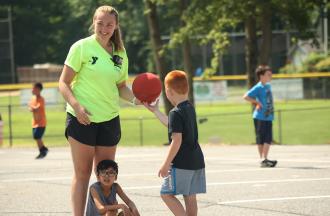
[89,56,98,65]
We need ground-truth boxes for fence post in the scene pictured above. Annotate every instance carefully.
[139,116,143,146]
[8,104,13,147]
[278,109,282,144]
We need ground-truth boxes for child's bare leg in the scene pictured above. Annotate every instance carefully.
[183,194,197,216]
[36,138,44,149]
[257,144,263,159]
[161,194,186,216]
[262,143,271,159]
[105,210,117,216]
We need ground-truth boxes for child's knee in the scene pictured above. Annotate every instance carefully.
[161,193,174,201]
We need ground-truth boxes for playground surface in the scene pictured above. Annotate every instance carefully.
[0,144,330,216]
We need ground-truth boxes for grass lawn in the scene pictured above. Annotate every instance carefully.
[0,99,329,147]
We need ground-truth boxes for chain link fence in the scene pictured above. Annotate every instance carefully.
[0,103,329,147]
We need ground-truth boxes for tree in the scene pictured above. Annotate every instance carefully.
[144,0,173,114]
[9,0,73,65]
[180,0,195,105]
[168,0,323,88]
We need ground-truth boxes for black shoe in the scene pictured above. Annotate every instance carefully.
[269,159,277,167]
[35,147,48,159]
[261,159,277,168]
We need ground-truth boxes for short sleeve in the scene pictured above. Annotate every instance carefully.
[247,85,260,98]
[64,42,82,73]
[116,50,129,84]
[169,111,183,134]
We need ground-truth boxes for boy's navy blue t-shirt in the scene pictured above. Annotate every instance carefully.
[168,100,205,170]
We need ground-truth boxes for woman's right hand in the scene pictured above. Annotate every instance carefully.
[73,104,92,125]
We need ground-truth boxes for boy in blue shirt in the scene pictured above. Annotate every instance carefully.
[243,65,277,168]
[144,70,206,215]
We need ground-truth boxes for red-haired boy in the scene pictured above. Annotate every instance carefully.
[144,70,206,216]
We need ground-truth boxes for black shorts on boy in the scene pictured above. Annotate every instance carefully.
[254,119,272,144]
[65,113,121,146]
[32,127,46,139]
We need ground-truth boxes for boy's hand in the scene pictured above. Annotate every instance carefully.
[158,163,170,178]
[143,99,159,113]
[255,102,262,110]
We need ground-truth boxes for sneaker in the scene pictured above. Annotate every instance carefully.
[269,159,277,167]
[35,147,48,159]
[260,159,277,168]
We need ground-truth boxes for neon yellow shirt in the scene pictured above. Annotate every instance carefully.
[64,35,128,123]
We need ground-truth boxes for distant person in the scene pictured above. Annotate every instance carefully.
[195,67,203,77]
[243,65,277,168]
[28,82,48,159]
[144,70,206,216]
[58,5,141,215]
[86,160,140,216]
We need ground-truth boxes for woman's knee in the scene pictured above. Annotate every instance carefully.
[74,166,92,181]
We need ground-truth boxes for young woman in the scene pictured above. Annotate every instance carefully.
[59,6,140,215]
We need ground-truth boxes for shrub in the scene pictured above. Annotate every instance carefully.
[315,57,330,72]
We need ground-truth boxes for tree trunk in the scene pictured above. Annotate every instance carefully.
[145,0,173,114]
[182,39,195,105]
[245,16,258,88]
[180,0,195,105]
[259,2,272,65]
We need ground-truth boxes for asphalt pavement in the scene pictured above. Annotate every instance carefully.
[0,145,330,216]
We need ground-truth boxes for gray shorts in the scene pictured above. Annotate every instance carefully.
[160,167,206,196]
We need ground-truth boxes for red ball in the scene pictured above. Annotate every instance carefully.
[132,72,162,103]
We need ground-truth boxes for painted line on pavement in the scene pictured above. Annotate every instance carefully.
[2,166,330,182]
[217,195,330,205]
[122,177,330,190]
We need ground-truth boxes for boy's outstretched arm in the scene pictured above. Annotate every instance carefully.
[143,100,168,126]
[116,184,140,216]
[159,132,182,177]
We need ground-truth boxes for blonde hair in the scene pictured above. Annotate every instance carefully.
[165,70,189,95]
[89,5,124,51]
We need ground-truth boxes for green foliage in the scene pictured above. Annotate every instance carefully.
[303,52,327,70]
[279,52,329,73]
[3,0,324,77]
[279,63,299,74]
[274,0,321,39]
[315,56,330,72]
[5,0,150,74]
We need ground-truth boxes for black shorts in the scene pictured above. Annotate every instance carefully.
[65,113,121,147]
[254,119,272,145]
[32,127,45,139]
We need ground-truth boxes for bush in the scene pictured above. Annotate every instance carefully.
[315,57,330,72]
[279,63,299,74]
[302,52,327,72]
[279,52,329,73]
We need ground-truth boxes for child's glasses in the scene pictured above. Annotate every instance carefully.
[99,170,117,177]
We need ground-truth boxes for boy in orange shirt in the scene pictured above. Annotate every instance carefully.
[29,82,48,159]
